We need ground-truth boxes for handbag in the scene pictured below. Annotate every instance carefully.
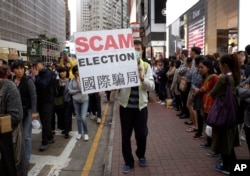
[207,75,238,127]
[54,96,64,108]
[179,76,188,92]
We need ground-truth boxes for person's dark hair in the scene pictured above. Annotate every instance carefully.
[220,54,241,85]
[160,58,169,69]
[72,65,78,74]
[174,59,181,68]
[0,59,8,65]
[206,54,216,62]
[134,40,144,49]
[191,47,201,55]
[0,67,5,78]
[181,50,188,57]
[169,56,176,60]
[57,66,69,78]
[186,57,193,63]
[237,50,248,65]
[11,60,25,71]
[213,52,220,59]
[200,59,215,78]
[195,55,205,66]
[245,45,250,57]
[169,59,175,67]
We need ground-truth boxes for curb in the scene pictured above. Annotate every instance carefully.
[103,91,118,176]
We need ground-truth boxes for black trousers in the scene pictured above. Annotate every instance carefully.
[64,101,73,134]
[105,91,111,101]
[120,106,148,167]
[245,125,250,156]
[38,102,54,145]
[88,93,101,118]
[0,132,17,176]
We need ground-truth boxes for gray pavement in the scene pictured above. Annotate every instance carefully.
[104,91,249,176]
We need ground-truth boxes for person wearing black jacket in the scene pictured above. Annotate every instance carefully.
[12,60,38,163]
[31,58,55,151]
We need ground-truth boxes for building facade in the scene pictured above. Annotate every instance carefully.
[75,0,128,32]
[136,0,166,59]
[166,0,249,57]
[0,0,67,60]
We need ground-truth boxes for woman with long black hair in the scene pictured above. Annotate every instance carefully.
[210,54,241,174]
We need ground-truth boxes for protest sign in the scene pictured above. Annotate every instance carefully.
[74,28,140,94]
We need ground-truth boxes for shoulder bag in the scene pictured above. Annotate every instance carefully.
[206,75,238,127]
[179,76,188,92]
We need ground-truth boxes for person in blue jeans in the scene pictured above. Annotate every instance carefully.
[118,40,155,173]
[12,60,38,162]
[68,65,89,141]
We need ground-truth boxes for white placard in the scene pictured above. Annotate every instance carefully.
[74,28,140,94]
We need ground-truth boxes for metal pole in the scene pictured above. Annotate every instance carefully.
[121,0,123,28]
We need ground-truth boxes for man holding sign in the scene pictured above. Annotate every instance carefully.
[74,30,154,173]
[118,40,155,173]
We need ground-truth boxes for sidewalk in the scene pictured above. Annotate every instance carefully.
[105,91,249,176]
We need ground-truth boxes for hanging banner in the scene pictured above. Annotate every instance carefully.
[74,28,140,94]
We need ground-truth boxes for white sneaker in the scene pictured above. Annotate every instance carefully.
[90,115,96,120]
[240,135,246,141]
[160,102,166,105]
[84,134,89,141]
[76,134,82,140]
[97,118,101,124]
[157,101,162,104]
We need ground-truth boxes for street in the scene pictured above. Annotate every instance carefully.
[28,92,115,176]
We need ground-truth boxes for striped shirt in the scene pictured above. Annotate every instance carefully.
[127,86,139,108]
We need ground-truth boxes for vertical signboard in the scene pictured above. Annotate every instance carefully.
[155,0,166,23]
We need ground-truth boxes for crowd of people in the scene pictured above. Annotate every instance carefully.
[151,45,250,175]
[1,42,250,175]
[0,55,109,176]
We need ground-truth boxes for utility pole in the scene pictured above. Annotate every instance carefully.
[121,0,123,28]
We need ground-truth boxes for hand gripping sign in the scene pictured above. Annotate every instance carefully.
[74,28,140,94]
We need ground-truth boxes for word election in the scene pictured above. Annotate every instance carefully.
[78,52,135,67]
[75,33,134,53]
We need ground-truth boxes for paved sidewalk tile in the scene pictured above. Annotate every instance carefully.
[110,93,249,176]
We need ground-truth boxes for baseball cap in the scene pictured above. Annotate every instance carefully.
[30,58,43,65]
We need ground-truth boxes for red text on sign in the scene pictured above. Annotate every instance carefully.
[75,33,133,53]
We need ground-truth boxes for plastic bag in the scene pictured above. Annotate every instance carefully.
[205,125,212,137]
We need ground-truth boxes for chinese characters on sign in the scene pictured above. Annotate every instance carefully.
[74,28,140,94]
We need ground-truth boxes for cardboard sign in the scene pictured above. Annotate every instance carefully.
[74,28,139,94]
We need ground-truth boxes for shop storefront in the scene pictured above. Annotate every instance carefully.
[166,0,239,57]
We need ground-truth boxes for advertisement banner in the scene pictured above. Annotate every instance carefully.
[74,28,140,94]
[130,22,140,38]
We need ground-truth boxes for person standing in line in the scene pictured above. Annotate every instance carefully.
[0,66,26,176]
[237,76,250,156]
[88,92,102,124]
[118,40,155,173]
[31,58,55,151]
[211,54,240,174]
[54,66,73,138]
[68,65,89,141]
[105,90,111,103]
[11,60,38,163]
